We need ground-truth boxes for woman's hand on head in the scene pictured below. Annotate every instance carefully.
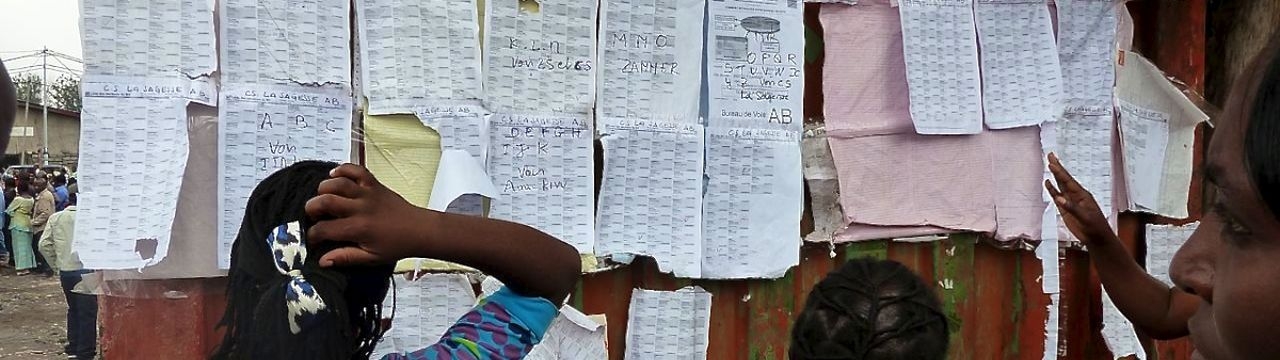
[1044,152,1116,245]
[304,163,431,267]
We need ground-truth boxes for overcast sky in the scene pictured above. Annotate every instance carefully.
[0,0,83,78]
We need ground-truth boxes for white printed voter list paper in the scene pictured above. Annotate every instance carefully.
[596,118,705,278]
[625,287,712,360]
[80,0,217,79]
[74,97,191,270]
[487,113,596,254]
[702,127,802,279]
[372,274,478,358]
[1118,101,1170,214]
[1101,286,1146,360]
[416,103,495,216]
[484,0,598,114]
[597,0,706,123]
[480,277,608,359]
[220,0,351,85]
[527,306,609,360]
[898,0,984,135]
[975,0,1063,129]
[217,84,353,269]
[1055,113,1115,236]
[75,0,218,270]
[706,0,806,130]
[1116,53,1209,219]
[1057,0,1118,116]
[704,0,805,279]
[356,0,483,115]
[1145,223,1196,286]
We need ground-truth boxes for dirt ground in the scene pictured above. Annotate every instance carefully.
[0,267,70,359]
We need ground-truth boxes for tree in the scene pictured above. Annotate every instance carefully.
[50,76,81,112]
[10,73,81,112]
[13,73,42,105]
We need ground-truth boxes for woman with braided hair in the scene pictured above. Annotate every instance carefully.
[212,161,395,359]
[213,161,582,359]
[790,258,949,360]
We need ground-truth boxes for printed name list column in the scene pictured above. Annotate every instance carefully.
[597,119,705,277]
[703,0,804,279]
[356,0,483,114]
[218,84,353,268]
[594,0,707,277]
[74,0,217,270]
[487,114,595,253]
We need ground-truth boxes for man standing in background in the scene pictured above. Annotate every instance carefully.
[39,194,97,360]
[52,173,69,211]
[31,171,55,275]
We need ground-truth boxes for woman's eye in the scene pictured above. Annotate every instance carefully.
[1225,218,1248,234]
[1213,201,1252,240]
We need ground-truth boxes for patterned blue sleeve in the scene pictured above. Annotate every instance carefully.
[381,287,559,360]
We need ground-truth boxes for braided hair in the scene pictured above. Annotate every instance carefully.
[212,161,393,360]
[790,258,949,360]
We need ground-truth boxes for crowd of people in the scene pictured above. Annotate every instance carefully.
[1,169,74,276]
[0,167,96,359]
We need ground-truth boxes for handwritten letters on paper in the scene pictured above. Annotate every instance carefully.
[595,0,708,277]
[703,0,804,279]
[597,0,705,122]
[484,0,598,114]
[487,114,596,254]
[218,85,353,268]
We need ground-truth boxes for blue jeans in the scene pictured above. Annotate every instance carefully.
[59,270,98,359]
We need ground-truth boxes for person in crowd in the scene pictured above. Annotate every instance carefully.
[6,179,36,275]
[66,177,77,198]
[1047,31,1280,359]
[212,161,581,360]
[0,57,15,265]
[790,258,950,360]
[51,172,69,211]
[0,176,11,266]
[30,171,55,274]
[38,193,96,360]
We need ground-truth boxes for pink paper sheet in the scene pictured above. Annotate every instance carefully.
[989,126,1049,240]
[821,2,1047,241]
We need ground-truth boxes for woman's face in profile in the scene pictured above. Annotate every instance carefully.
[1170,49,1280,359]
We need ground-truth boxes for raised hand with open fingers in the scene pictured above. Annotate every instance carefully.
[305,163,432,267]
[1044,152,1117,245]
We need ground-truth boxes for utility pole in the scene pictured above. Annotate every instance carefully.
[41,47,49,165]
